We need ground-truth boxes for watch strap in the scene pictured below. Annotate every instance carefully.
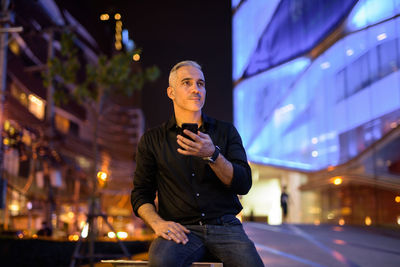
[205,145,220,163]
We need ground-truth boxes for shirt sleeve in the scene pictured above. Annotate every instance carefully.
[131,133,158,217]
[225,124,252,195]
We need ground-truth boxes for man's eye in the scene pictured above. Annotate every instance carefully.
[198,82,205,87]
[183,81,190,86]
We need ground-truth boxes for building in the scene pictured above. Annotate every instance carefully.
[1,0,145,239]
[233,0,400,226]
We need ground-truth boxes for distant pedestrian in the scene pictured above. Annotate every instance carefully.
[37,221,52,237]
[280,186,289,223]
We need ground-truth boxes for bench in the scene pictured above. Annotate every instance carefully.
[101,260,223,267]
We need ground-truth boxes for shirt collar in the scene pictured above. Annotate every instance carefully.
[166,113,215,132]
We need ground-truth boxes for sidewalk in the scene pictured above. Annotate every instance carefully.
[245,222,400,267]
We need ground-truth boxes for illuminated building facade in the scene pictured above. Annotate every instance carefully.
[233,0,400,226]
[1,0,144,239]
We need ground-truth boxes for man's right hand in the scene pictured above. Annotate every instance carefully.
[137,203,190,244]
[153,220,190,244]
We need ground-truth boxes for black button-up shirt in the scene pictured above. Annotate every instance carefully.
[131,114,252,225]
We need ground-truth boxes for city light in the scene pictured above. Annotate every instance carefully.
[346,49,354,56]
[114,13,121,20]
[115,20,123,50]
[338,219,345,226]
[320,61,330,69]
[117,231,128,239]
[68,235,79,241]
[333,239,346,245]
[365,216,372,226]
[81,223,89,238]
[100,14,109,21]
[395,196,400,203]
[97,171,108,181]
[376,33,387,41]
[108,231,116,238]
[132,53,140,61]
[331,176,343,185]
[397,216,400,225]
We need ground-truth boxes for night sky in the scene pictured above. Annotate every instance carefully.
[57,0,232,129]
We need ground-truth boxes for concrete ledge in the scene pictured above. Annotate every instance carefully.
[101,259,223,267]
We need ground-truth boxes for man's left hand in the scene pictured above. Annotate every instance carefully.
[177,130,214,158]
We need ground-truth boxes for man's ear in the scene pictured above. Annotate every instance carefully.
[167,86,175,100]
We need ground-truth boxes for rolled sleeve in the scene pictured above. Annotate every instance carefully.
[131,133,157,217]
[225,125,252,195]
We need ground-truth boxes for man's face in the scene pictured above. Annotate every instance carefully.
[168,65,206,113]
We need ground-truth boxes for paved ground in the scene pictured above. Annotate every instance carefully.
[244,223,400,267]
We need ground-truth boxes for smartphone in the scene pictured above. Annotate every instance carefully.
[181,123,198,141]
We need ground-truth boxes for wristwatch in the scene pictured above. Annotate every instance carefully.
[203,145,220,163]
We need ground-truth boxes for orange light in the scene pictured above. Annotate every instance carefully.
[395,196,400,203]
[132,54,140,61]
[68,234,79,241]
[338,219,345,226]
[331,176,342,185]
[333,239,346,245]
[365,216,372,226]
[314,219,320,226]
[100,14,109,21]
[97,171,108,181]
[114,13,121,20]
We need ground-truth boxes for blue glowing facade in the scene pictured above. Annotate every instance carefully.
[233,0,400,171]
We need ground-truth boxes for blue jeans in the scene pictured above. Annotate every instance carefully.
[148,215,264,267]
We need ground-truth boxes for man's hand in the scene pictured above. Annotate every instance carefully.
[177,130,214,157]
[137,203,190,244]
[153,220,190,244]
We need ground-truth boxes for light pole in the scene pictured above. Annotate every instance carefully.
[0,0,22,228]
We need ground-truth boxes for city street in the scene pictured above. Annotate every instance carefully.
[244,223,400,267]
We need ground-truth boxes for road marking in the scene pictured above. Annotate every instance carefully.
[255,243,327,267]
[287,225,360,267]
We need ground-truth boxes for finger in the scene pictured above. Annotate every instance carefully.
[177,223,191,233]
[177,139,192,151]
[177,139,200,153]
[177,134,197,147]
[177,148,192,155]
[160,232,172,241]
[167,230,188,244]
[197,131,209,138]
[183,129,200,141]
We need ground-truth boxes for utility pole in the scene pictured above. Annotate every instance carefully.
[0,0,9,215]
[0,0,22,228]
[44,27,55,233]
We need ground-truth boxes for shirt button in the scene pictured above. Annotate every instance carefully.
[196,193,200,197]
[191,173,195,176]
[201,213,205,217]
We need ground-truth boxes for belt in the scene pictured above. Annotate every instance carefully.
[197,217,224,226]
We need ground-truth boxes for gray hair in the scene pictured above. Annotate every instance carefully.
[168,60,202,86]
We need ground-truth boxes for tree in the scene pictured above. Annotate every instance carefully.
[43,32,159,266]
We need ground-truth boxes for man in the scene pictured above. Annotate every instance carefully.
[280,186,289,223]
[131,60,264,267]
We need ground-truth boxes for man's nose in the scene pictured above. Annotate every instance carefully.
[190,84,201,93]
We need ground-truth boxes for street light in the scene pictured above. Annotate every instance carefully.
[97,171,108,187]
